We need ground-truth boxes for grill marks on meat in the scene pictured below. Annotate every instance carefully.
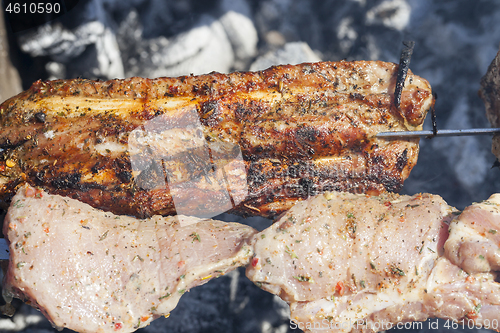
[3,185,256,333]
[0,61,433,218]
[247,192,500,332]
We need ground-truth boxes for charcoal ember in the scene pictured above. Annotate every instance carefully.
[365,0,411,31]
[17,1,124,79]
[119,0,257,77]
[14,0,258,80]
[120,13,234,78]
[249,41,321,71]
[254,0,322,52]
[219,0,258,70]
[396,1,500,210]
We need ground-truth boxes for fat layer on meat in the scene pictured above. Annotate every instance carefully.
[247,191,500,332]
[0,61,433,218]
[2,185,256,333]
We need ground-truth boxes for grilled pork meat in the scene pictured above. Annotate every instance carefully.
[480,49,500,160]
[247,191,500,332]
[3,185,256,333]
[0,61,433,218]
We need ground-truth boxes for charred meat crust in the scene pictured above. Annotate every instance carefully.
[0,61,433,218]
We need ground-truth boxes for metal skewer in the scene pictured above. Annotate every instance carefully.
[377,127,500,138]
[384,42,500,139]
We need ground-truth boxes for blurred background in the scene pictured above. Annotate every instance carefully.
[1,0,500,332]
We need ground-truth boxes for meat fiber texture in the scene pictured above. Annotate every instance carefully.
[2,185,256,333]
[0,61,433,220]
[247,191,500,332]
[480,48,500,162]
[445,195,500,274]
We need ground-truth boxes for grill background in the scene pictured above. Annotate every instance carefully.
[1,0,500,332]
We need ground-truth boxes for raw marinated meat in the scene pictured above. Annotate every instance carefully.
[247,191,500,332]
[2,185,256,333]
[5,186,500,333]
[445,194,500,273]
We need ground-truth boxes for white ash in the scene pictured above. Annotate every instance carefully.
[3,0,500,333]
[249,42,321,71]
[365,0,411,31]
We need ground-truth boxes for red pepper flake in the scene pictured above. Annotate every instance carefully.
[466,275,475,283]
[25,187,36,197]
[251,257,259,267]
[335,281,344,296]
[141,316,149,322]
[384,201,392,207]
[42,223,49,233]
[466,310,478,319]
[114,323,123,330]
[177,260,185,268]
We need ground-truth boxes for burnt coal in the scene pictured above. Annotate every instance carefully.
[2,0,500,332]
